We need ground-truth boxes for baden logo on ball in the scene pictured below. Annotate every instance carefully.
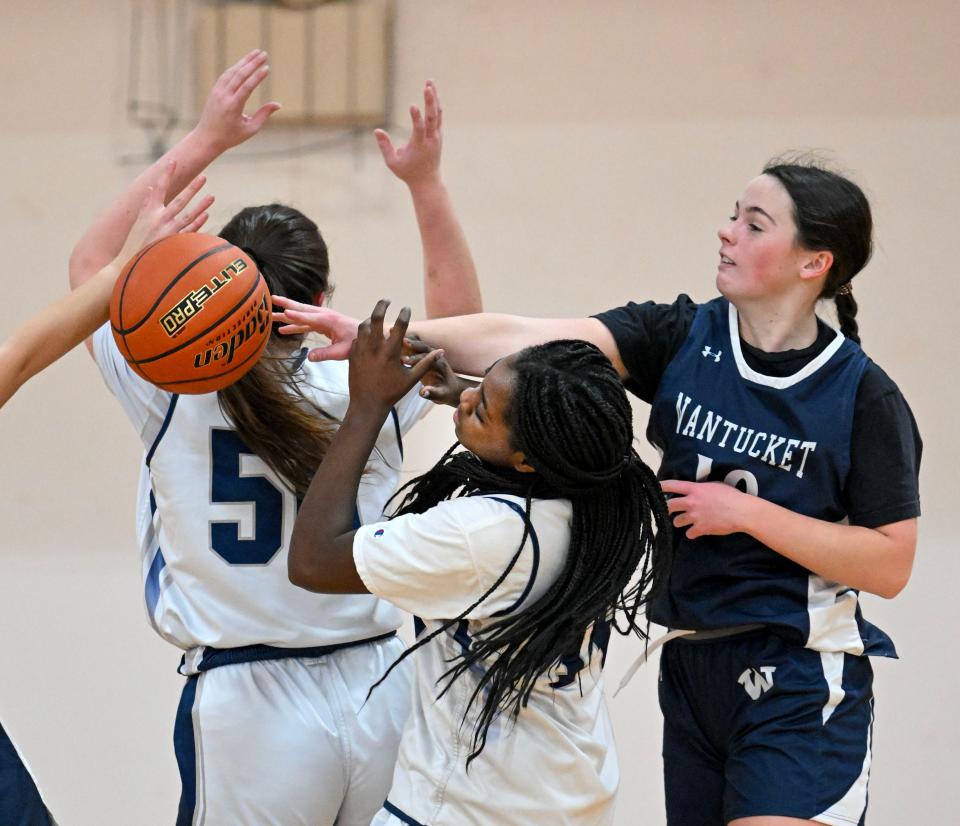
[110,233,272,394]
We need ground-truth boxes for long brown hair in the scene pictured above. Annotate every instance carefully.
[217,204,337,497]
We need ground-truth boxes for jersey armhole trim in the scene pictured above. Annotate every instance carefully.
[390,406,403,461]
[145,393,180,468]
[486,496,541,617]
[383,799,427,826]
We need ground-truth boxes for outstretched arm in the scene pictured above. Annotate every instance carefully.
[0,164,210,409]
[376,81,481,319]
[69,49,279,291]
[272,297,627,378]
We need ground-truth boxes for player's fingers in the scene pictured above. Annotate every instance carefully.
[660,479,693,495]
[388,306,412,345]
[236,64,270,103]
[165,174,207,216]
[403,351,429,366]
[408,349,445,384]
[279,307,325,333]
[227,49,268,94]
[248,102,281,132]
[672,513,693,528]
[423,84,440,138]
[402,336,431,359]
[410,105,424,139]
[373,129,397,165]
[177,194,215,227]
[150,159,177,207]
[307,343,351,362]
[428,80,443,130]
[216,49,258,93]
[368,299,390,339]
[271,295,315,314]
[277,323,310,336]
[181,210,209,234]
[665,497,688,514]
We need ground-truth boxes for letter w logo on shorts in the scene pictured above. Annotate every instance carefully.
[738,666,776,700]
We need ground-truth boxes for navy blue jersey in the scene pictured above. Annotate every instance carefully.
[647,297,894,657]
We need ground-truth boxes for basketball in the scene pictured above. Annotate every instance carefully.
[109,233,272,394]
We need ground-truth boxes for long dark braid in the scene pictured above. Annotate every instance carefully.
[372,339,672,764]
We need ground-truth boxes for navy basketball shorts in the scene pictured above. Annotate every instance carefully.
[659,631,874,826]
[0,723,56,826]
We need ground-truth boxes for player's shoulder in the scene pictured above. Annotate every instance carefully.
[296,355,350,409]
[438,494,573,540]
[857,356,910,406]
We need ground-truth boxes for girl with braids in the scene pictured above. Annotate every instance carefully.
[70,58,479,825]
[285,300,672,826]
[277,158,922,826]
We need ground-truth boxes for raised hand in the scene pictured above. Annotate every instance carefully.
[115,160,214,265]
[347,300,442,411]
[374,80,442,187]
[195,49,281,152]
[271,295,361,362]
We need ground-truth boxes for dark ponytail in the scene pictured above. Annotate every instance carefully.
[763,159,872,344]
[217,204,337,497]
[370,340,672,764]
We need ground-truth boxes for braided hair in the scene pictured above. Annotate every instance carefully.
[372,339,672,764]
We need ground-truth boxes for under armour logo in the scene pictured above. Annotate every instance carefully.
[738,666,776,700]
[701,346,722,362]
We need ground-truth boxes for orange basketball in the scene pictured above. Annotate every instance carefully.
[110,233,272,394]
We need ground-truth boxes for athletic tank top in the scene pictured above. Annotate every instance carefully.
[647,297,894,657]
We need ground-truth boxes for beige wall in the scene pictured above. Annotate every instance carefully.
[1,1,956,823]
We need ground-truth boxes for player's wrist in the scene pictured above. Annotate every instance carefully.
[406,174,445,198]
[183,126,230,160]
[737,493,768,538]
[342,400,392,428]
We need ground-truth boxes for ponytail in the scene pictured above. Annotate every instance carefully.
[217,204,336,497]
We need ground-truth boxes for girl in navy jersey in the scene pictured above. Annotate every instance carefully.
[278,159,921,826]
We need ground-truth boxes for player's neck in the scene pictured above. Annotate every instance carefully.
[733,298,819,353]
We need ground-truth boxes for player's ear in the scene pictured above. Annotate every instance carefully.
[799,249,833,283]
[512,453,535,474]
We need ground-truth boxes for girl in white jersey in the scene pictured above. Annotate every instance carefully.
[276,157,921,826]
[69,54,480,824]
[282,301,672,825]
[1,163,209,826]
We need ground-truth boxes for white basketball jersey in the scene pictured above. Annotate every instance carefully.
[354,494,619,826]
[92,324,432,656]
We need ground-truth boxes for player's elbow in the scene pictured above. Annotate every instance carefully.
[875,566,913,600]
[287,540,321,592]
[872,521,917,599]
